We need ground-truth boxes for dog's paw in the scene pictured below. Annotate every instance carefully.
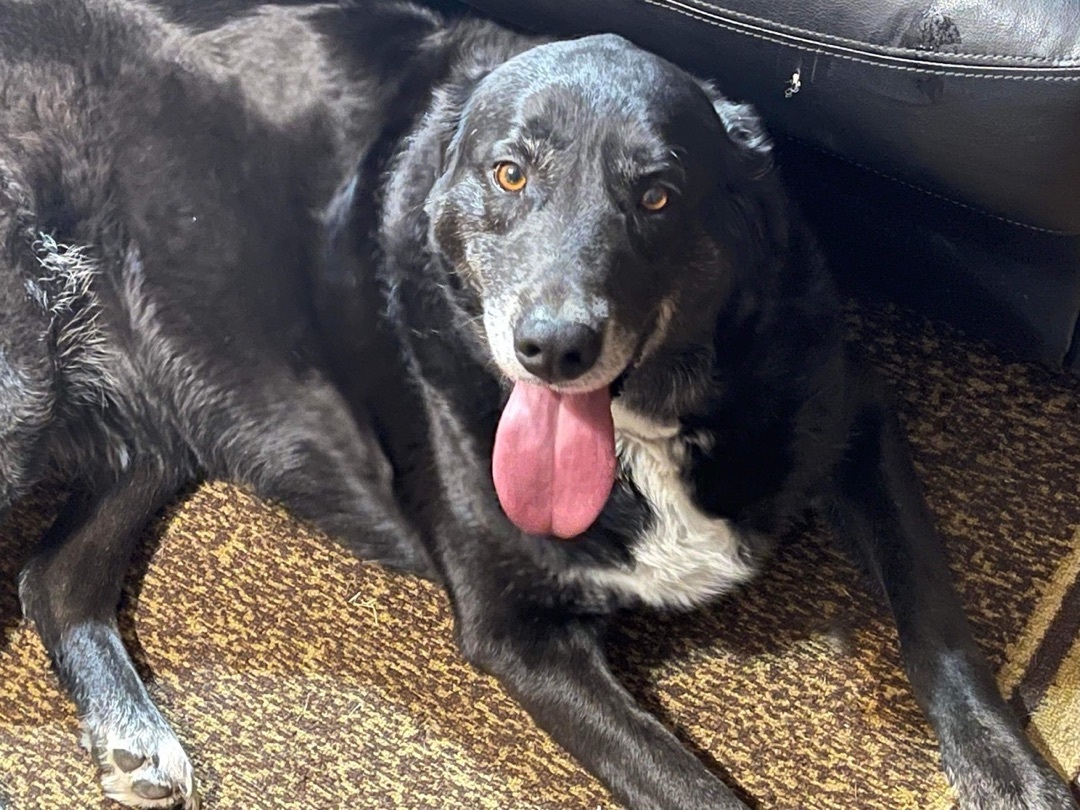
[82,718,200,809]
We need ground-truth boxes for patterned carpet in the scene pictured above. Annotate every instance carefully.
[0,302,1077,810]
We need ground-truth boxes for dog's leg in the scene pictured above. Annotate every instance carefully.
[452,589,749,810]
[827,383,1077,809]
[221,372,435,578]
[19,463,200,810]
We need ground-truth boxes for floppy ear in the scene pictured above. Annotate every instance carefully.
[384,62,494,238]
[694,83,792,261]
[699,83,774,181]
[385,35,532,262]
[431,34,539,177]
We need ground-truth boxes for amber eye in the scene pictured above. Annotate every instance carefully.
[494,161,527,192]
[640,185,670,212]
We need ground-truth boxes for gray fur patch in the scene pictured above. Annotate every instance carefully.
[30,233,119,408]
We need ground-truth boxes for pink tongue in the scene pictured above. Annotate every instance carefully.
[492,382,616,539]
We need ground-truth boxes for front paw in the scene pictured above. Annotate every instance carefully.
[82,714,200,809]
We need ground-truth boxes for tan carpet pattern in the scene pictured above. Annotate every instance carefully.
[0,302,1077,809]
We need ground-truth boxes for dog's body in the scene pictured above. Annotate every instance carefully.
[0,2,1074,808]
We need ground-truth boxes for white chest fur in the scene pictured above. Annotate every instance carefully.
[579,402,760,610]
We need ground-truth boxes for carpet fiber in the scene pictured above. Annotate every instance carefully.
[1,302,1078,810]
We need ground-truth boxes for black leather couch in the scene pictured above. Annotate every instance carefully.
[438,0,1080,371]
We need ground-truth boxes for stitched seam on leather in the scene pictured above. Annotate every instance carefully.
[784,137,1077,235]
[683,0,1080,64]
[642,0,1080,78]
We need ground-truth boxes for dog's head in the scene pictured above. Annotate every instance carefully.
[404,34,784,536]
[424,34,775,403]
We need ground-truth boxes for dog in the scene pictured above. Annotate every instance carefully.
[1,1,1074,808]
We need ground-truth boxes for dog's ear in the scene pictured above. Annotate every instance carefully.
[694,83,792,270]
[699,83,774,182]
[426,83,473,180]
[432,34,538,177]
[384,33,531,259]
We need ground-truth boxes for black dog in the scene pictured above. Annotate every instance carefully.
[1,2,1074,808]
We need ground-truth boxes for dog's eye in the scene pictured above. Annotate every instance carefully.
[639,185,670,213]
[494,162,527,192]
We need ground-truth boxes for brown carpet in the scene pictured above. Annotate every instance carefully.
[1,302,1078,810]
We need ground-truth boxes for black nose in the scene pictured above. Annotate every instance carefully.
[514,314,603,383]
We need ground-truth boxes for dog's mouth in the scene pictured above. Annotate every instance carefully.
[490,309,663,540]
